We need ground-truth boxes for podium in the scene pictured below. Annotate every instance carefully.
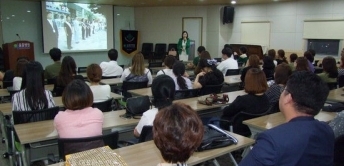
[2,41,35,71]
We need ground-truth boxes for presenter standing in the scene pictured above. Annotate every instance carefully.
[64,16,73,49]
[177,31,190,61]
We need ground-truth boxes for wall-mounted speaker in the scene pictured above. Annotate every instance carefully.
[223,6,234,24]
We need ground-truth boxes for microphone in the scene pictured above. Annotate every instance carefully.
[16,34,21,40]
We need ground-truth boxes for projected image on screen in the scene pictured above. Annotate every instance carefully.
[42,2,113,53]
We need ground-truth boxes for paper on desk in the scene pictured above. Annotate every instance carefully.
[46,129,58,137]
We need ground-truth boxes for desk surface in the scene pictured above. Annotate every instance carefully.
[0,84,54,97]
[100,78,122,85]
[224,75,241,85]
[243,111,336,131]
[49,132,254,166]
[0,93,123,116]
[327,88,344,102]
[14,110,139,145]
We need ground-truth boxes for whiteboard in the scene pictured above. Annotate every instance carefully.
[303,20,344,39]
[241,21,270,47]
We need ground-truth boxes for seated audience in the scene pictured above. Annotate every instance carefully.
[217,47,238,76]
[121,53,152,85]
[268,49,277,66]
[187,46,205,69]
[44,47,62,79]
[276,49,288,65]
[241,54,260,83]
[194,51,211,75]
[240,71,333,166]
[54,56,84,96]
[308,49,316,65]
[173,61,192,90]
[193,58,224,89]
[237,46,248,66]
[12,61,55,111]
[134,75,175,137]
[221,68,269,135]
[338,55,344,76]
[304,51,315,73]
[13,58,29,90]
[265,64,292,112]
[318,56,338,83]
[329,110,344,138]
[262,56,275,80]
[54,79,103,138]
[289,53,298,71]
[153,103,203,166]
[295,57,310,72]
[87,64,111,103]
[157,55,176,77]
[100,49,123,77]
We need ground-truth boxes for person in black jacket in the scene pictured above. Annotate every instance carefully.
[193,58,224,89]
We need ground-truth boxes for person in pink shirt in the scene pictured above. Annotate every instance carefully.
[54,79,103,138]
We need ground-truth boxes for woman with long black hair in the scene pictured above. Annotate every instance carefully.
[172,61,192,90]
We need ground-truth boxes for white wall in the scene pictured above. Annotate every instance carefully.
[0,0,135,68]
[222,0,344,53]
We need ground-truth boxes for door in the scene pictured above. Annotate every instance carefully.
[182,17,203,60]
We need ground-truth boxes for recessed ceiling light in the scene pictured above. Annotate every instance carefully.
[117,14,120,16]
[273,0,279,1]
[27,10,31,13]
[231,1,236,4]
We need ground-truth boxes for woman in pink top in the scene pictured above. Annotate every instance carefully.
[54,79,103,138]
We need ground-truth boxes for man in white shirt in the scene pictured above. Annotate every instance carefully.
[217,47,238,76]
[100,49,123,77]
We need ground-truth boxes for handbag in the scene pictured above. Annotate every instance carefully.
[198,94,229,106]
[168,48,177,56]
[125,96,151,118]
[197,124,238,151]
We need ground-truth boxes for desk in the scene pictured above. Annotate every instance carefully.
[224,75,241,85]
[327,88,344,102]
[0,84,54,97]
[0,93,123,116]
[100,78,122,85]
[49,132,254,166]
[243,111,336,138]
[128,87,151,96]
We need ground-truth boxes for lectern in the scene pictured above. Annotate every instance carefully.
[2,41,34,70]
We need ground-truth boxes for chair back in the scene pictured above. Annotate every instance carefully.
[152,43,167,61]
[314,68,323,74]
[53,85,65,97]
[334,134,344,165]
[238,62,244,67]
[338,75,344,88]
[148,62,163,68]
[12,106,60,125]
[77,67,87,73]
[7,87,19,99]
[101,76,119,79]
[92,98,113,112]
[122,81,148,100]
[199,84,223,96]
[138,126,153,143]
[46,77,57,85]
[225,69,240,76]
[58,131,119,161]
[175,89,199,100]
[141,43,153,59]
[3,81,13,88]
[327,82,338,90]
[214,58,222,62]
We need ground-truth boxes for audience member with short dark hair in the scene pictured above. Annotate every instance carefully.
[157,55,176,78]
[187,46,206,69]
[100,48,123,77]
[338,55,344,76]
[217,47,238,76]
[238,46,248,65]
[193,58,224,89]
[289,53,298,71]
[221,68,269,135]
[54,56,84,96]
[240,71,333,166]
[241,54,260,83]
[153,102,203,165]
[134,75,175,137]
[262,56,275,80]
[44,47,62,79]
[121,53,153,85]
[54,79,103,138]
[276,49,288,65]
[295,57,310,72]
[12,61,55,111]
[268,49,277,66]
[194,51,211,75]
[13,58,29,90]
[265,63,292,112]
[318,56,338,83]
[304,51,315,72]
[87,64,111,102]
[173,61,192,90]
